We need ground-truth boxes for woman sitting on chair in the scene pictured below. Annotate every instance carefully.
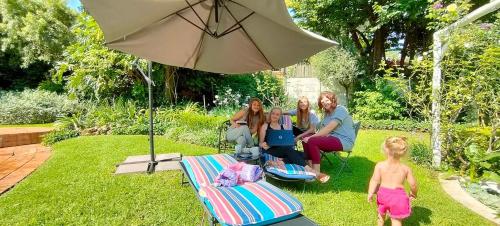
[302,91,356,182]
[226,97,265,154]
[285,96,319,142]
[260,107,329,183]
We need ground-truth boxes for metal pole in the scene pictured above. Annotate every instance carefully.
[431,34,443,167]
[147,61,157,173]
[430,0,500,168]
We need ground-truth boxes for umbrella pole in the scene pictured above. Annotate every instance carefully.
[147,61,157,173]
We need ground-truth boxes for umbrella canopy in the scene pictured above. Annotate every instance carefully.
[81,0,336,74]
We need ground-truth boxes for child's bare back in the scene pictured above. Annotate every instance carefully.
[367,137,418,226]
[377,161,412,189]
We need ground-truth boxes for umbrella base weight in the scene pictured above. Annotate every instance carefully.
[115,153,181,175]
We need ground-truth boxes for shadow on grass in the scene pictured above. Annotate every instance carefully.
[404,206,432,225]
[265,155,376,194]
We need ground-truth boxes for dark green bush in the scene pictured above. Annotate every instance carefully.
[360,119,430,132]
[52,101,227,147]
[42,129,80,145]
[410,142,433,167]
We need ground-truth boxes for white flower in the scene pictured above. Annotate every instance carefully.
[215,95,219,99]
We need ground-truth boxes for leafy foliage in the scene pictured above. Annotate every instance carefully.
[360,120,430,132]
[410,142,433,167]
[0,89,79,124]
[254,71,288,107]
[311,47,360,104]
[0,0,75,67]
[54,13,137,101]
[51,101,226,147]
[352,91,404,120]
[400,16,500,178]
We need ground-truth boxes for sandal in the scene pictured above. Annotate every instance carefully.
[316,173,330,184]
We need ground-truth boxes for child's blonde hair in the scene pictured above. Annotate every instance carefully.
[382,136,409,158]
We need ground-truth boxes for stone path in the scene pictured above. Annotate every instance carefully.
[439,176,500,225]
[0,127,53,194]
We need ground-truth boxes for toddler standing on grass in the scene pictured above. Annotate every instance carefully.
[367,137,418,226]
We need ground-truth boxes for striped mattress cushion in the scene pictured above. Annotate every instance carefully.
[278,115,293,130]
[199,180,303,225]
[182,154,238,189]
[262,153,315,180]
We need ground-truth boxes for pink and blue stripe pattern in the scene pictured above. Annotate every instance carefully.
[262,153,316,180]
[183,154,237,189]
[182,154,303,225]
[199,180,302,225]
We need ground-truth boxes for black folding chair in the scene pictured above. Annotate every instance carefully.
[321,121,361,178]
[217,120,232,154]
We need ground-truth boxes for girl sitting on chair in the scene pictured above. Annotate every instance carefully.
[260,107,329,183]
[226,97,265,155]
[285,96,319,142]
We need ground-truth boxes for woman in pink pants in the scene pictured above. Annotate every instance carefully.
[302,91,356,183]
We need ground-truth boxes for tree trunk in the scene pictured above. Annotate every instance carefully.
[400,34,409,67]
[371,27,387,72]
[164,65,177,104]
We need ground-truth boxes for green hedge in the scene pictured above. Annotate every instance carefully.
[359,119,430,132]
[0,89,79,124]
[44,102,227,147]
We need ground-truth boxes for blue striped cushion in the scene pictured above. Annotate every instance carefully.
[182,154,238,189]
[262,153,315,180]
[199,180,302,225]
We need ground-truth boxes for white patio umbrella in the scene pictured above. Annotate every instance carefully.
[81,0,336,173]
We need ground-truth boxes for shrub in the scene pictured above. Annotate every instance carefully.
[0,89,79,124]
[52,101,227,147]
[42,129,80,145]
[352,91,404,120]
[410,143,433,167]
[360,119,430,132]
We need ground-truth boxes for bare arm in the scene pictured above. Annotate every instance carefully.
[406,167,418,199]
[367,163,381,202]
[259,123,269,150]
[230,109,246,127]
[309,120,338,138]
[296,123,316,140]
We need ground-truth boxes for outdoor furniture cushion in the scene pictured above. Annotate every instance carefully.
[182,154,238,189]
[182,154,304,225]
[262,153,315,180]
[199,180,303,226]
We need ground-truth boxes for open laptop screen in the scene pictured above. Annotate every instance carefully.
[266,129,295,146]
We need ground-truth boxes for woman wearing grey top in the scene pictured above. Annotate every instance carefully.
[286,96,319,142]
[302,91,356,183]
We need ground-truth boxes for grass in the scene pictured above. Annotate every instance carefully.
[0,130,493,225]
[0,123,53,128]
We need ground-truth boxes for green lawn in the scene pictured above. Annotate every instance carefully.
[0,131,493,225]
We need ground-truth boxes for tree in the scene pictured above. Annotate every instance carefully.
[0,0,75,67]
[286,0,432,74]
[54,13,137,101]
[311,47,359,105]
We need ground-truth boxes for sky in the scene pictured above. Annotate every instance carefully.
[67,0,81,10]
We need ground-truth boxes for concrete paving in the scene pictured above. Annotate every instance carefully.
[439,176,500,225]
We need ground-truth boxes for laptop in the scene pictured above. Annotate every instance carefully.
[266,129,295,146]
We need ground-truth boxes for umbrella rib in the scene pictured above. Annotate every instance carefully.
[192,1,215,69]
[184,0,209,30]
[176,13,215,38]
[106,0,209,45]
[223,4,275,70]
[217,12,254,37]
